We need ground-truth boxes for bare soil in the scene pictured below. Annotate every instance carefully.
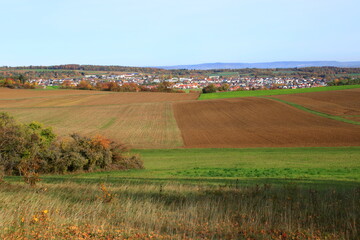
[273,88,360,117]
[173,97,360,148]
[0,90,199,108]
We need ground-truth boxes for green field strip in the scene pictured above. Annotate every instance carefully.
[198,85,360,100]
[7,146,355,187]
[3,146,360,187]
[263,97,360,125]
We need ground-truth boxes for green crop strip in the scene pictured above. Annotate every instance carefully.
[198,85,360,100]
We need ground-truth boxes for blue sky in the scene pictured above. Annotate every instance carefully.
[1,0,360,66]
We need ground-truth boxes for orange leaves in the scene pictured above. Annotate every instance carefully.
[29,210,50,225]
[18,160,41,187]
[98,183,115,203]
[91,135,111,149]
[77,80,93,90]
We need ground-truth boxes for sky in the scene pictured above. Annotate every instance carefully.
[1,0,360,66]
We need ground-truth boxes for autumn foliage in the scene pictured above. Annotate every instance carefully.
[0,112,143,177]
[61,80,186,93]
[0,77,36,89]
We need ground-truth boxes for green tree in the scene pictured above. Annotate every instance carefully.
[18,74,26,84]
[202,84,217,93]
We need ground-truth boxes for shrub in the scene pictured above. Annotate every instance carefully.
[0,112,143,176]
[0,165,4,182]
[218,83,230,92]
[202,84,217,93]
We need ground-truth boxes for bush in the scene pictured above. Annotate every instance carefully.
[202,84,217,93]
[0,112,143,176]
[218,83,230,92]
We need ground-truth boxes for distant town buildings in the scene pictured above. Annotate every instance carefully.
[29,74,328,91]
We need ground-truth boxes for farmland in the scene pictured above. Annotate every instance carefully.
[173,97,360,148]
[0,87,108,99]
[1,87,360,149]
[1,86,360,239]
[0,88,199,107]
[272,88,360,119]
[198,84,360,100]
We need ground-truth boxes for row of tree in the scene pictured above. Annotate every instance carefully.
[202,84,231,93]
[327,77,360,86]
[2,65,360,80]
[62,81,185,93]
[0,77,36,89]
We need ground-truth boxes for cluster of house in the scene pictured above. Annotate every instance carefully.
[29,73,328,90]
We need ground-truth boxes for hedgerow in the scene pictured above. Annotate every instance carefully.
[0,112,143,176]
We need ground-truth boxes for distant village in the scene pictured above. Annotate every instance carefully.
[29,72,328,91]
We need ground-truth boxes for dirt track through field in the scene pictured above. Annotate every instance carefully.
[273,88,360,117]
[173,97,360,148]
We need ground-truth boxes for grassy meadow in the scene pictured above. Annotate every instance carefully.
[1,180,358,239]
[198,85,360,100]
[2,147,359,239]
[33,147,360,186]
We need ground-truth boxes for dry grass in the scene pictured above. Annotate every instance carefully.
[0,181,358,239]
[0,89,200,149]
[4,102,183,149]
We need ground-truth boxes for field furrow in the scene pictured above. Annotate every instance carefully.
[4,102,183,149]
[173,97,360,148]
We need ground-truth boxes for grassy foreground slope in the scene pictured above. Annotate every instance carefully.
[3,148,359,239]
[198,84,360,100]
[93,147,360,185]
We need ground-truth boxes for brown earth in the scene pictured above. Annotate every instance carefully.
[0,88,105,99]
[0,90,199,108]
[173,97,360,148]
[344,116,360,122]
[272,88,360,117]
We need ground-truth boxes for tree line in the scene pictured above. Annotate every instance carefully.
[1,65,360,80]
[61,80,185,93]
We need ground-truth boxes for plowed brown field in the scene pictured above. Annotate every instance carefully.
[0,90,199,108]
[0,88,105,99]
[273,88,360,117]
[173,97,360,148]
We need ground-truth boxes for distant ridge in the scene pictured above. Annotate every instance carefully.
[158,61,360,70]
